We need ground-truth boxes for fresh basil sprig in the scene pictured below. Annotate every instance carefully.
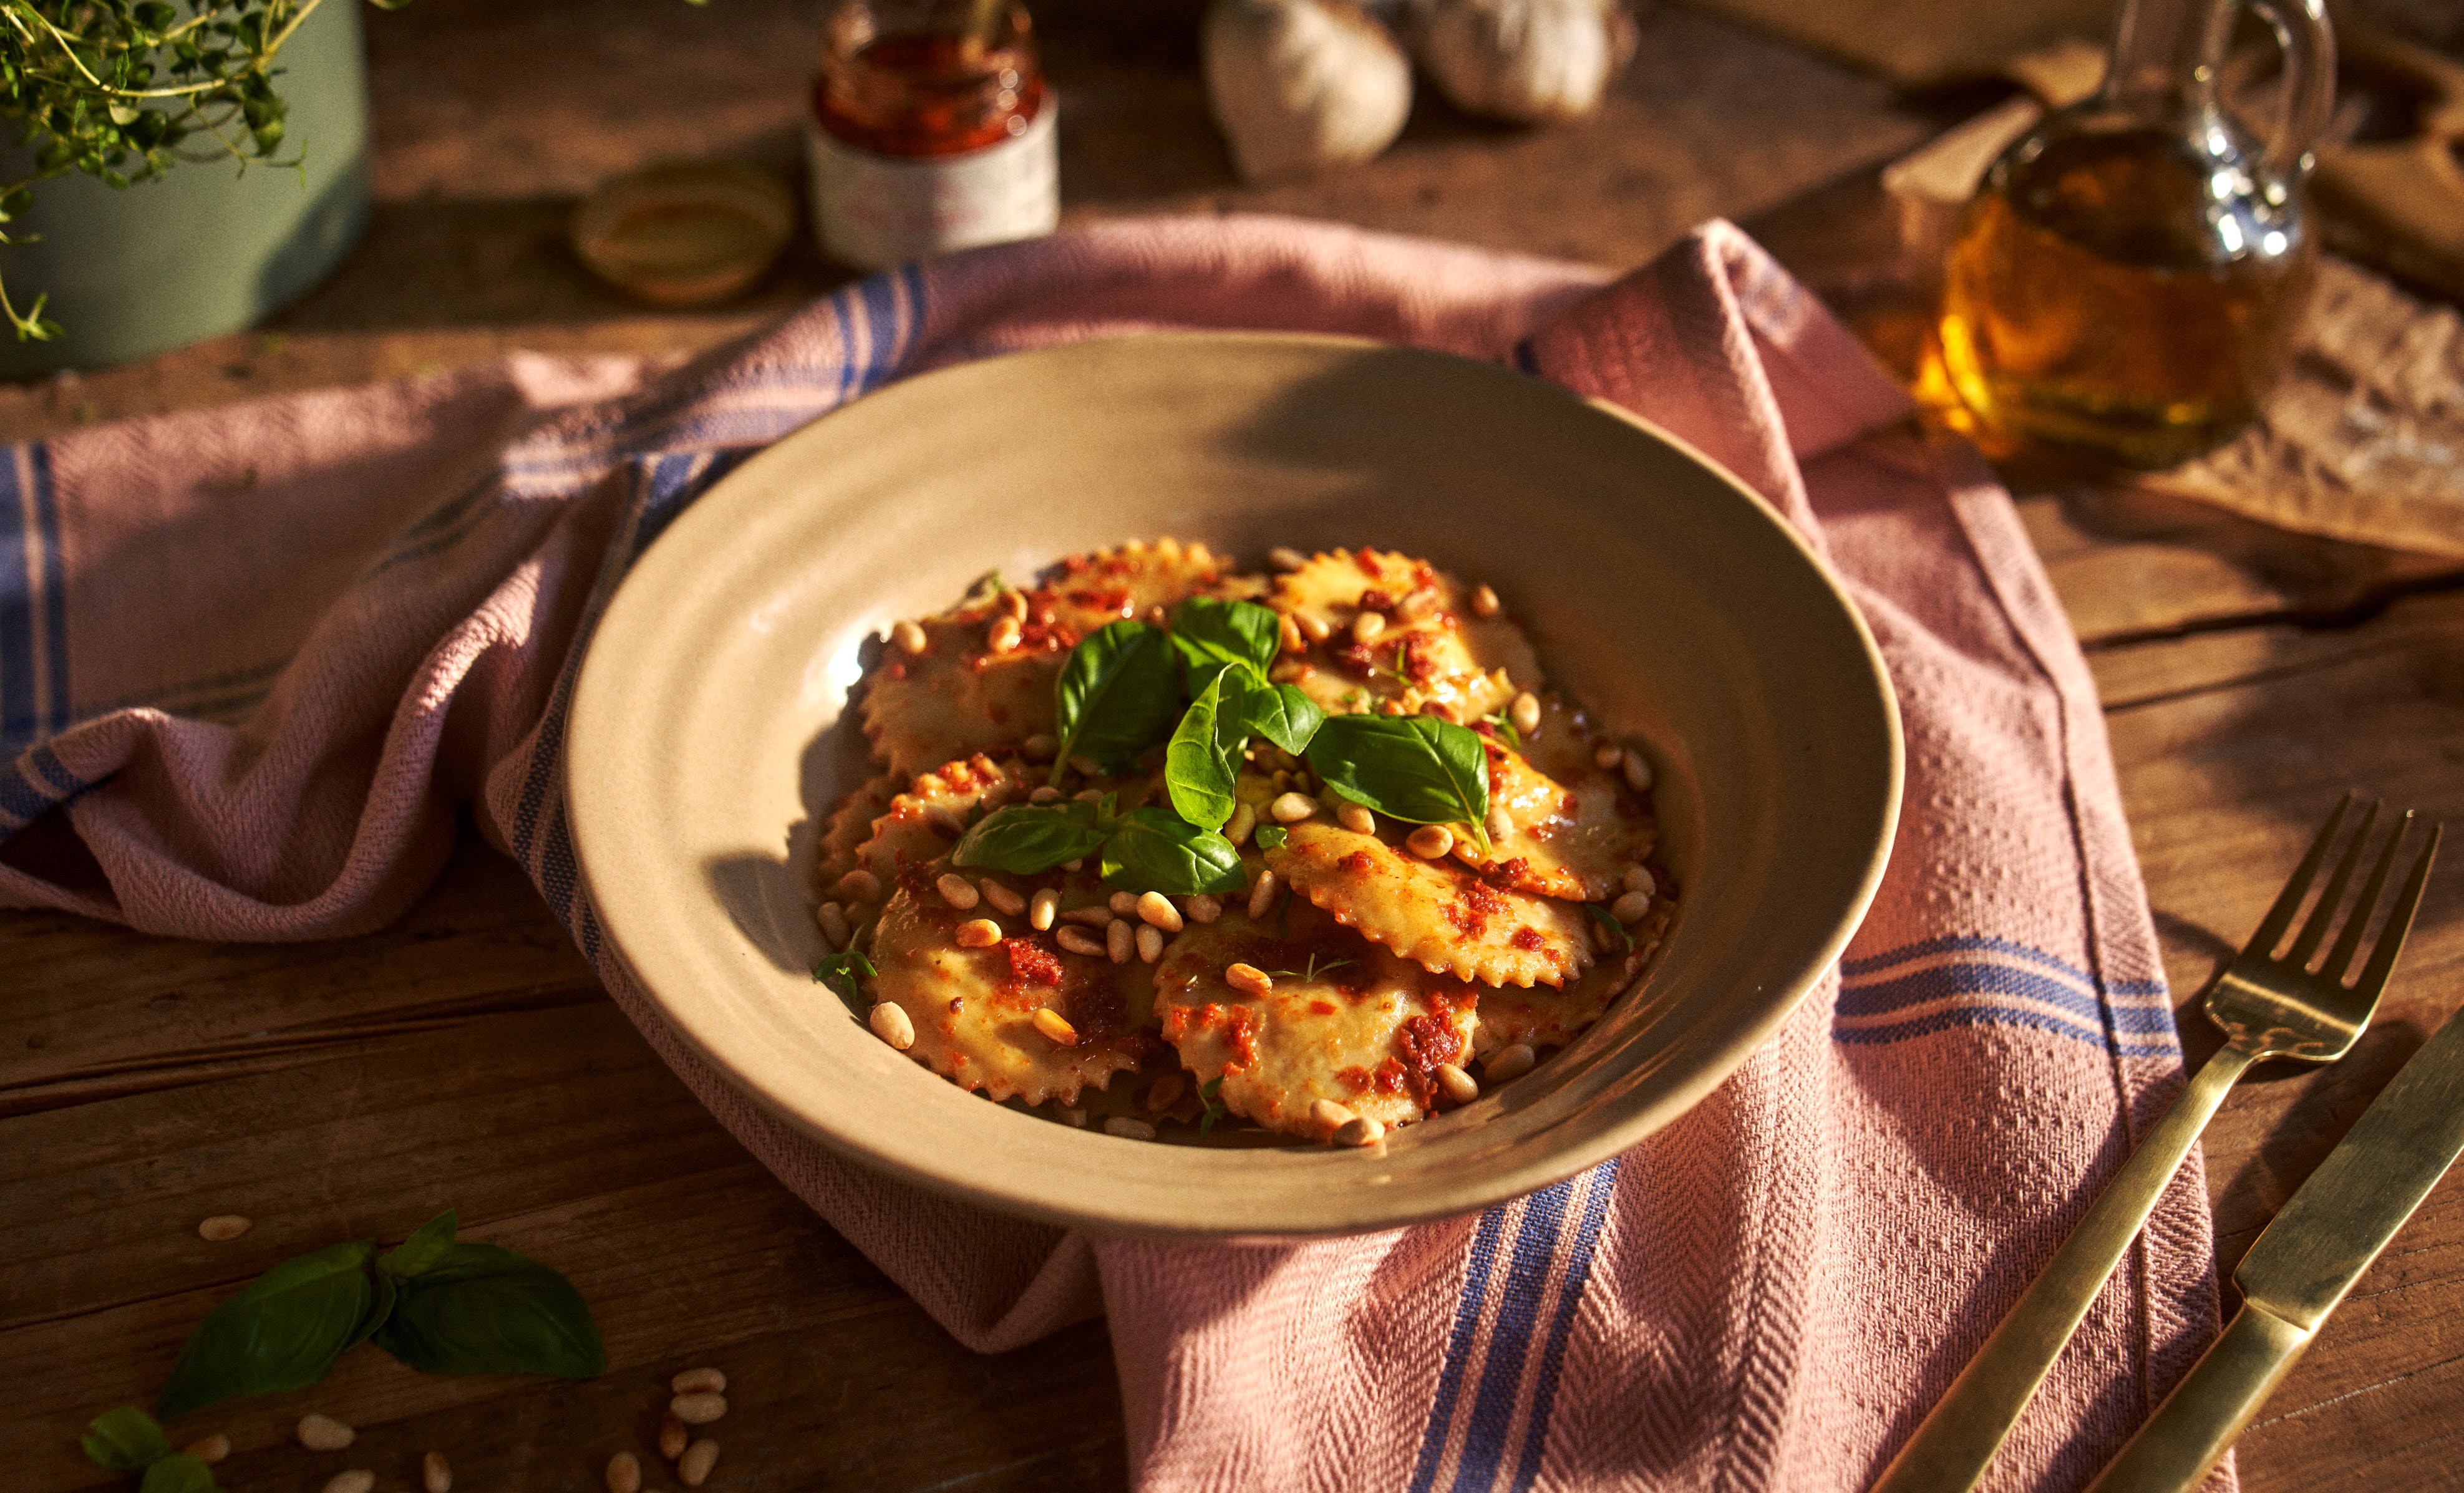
[81,1408,218,1492]
[1052,621,1182,776]
[1236,680,1325,756]
[1163,672,1244,829]
[952,796,1110,872]
[154,1210,601,1419]
[1102,806,1249,896]
[1306,713,1492,848]
[1168,597,1281,692]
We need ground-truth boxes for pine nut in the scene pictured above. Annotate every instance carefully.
[1406,825,1453,859]
[1622,752,1654,792]
[324,1474,375,1493]
[869,1002,915,1050]
[1247,871,1280,920]
[1022,733,1059,760]
[1186,894,1223,925]
[1269,660,1308,684]
[1612,890,1653,924]
[1270,769,1292,793]
[1001,587,1030,621]
[924,804,968,839]
[1270,792,1316,823]
[1137,924,1165,963]
[1108,890,1139,915]
[1030,887,1060,930]
[815,900,851,949]
[1279,612,1306,654]
[196,1214,250,1242]
[1070,755,1103,777]
[1470,583,1501,618]
[1059,1106,1089,1127]
[1135,891,1184,932]
[1033,1008,1080,1046]
[1398,587,1440,622]
[1435,1063,1479,1104]
[1352,611,1386,645]
[837,868,881,902]
[1296,611,1332,642]
[659,1413,689,1461]
[1268,545,1309,571]
[1147,1073,1187,1111]
[1591,916,1621,954]
[1226,963,1274,997]
[672,1365,728,1395]
[1107,917,1135,963]
[679,1439,720,1488]
[1622,864,1656,897]
[1486,1044,1537,1083]
[936,872,979,910]
[1487,805,1515,843]
[1337,803,1376,835]
[184,1434,230,1464]
[1030,784,1061,803]
[1103,1116,1158,1140]
[606,1451,642,1493]
[956,917,1003,948]
[893,619,928,654]
[1510,691,1541,736]
[981,880,1025,916]
[1225,802,1256,846]
[672,1391,727,1424]
[1056,926,1107,957]
[1062,906,1114,927]
[1311,1098,1356,1131]
[1593,742,1624,770]
[1335,1116,1385,1147]
[298,1414,355,1451]
[987,614,1023,653]
[424,1451,453,1493]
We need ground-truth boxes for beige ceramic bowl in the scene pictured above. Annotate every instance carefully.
[565,332,1901,1239]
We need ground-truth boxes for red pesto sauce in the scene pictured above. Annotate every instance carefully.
[812,34,1047,158]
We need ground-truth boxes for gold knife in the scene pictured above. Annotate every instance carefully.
[2082,997,2464,1493]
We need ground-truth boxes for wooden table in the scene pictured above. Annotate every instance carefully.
[9,2,2462,1488]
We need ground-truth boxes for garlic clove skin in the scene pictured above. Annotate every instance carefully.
[1205,0,1415,183]
[1409,0,1639,124]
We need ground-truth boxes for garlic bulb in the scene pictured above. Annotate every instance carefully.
[1409,0,1637,123]
[1204,0,1414,183]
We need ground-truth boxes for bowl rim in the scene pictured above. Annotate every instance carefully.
[564,329,1904,1238]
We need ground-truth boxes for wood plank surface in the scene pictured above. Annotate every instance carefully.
[7,2,2464,1490]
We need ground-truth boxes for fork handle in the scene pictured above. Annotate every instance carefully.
[1868,1038,2260,1493]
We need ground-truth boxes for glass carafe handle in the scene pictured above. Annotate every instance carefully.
[2243,0,2335,182]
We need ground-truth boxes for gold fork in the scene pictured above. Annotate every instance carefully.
[1870,793,2441,1493]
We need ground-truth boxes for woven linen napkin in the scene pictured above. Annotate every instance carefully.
[0,215,2224,1492]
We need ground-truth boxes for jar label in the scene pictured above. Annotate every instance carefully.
[804,100,1059,270]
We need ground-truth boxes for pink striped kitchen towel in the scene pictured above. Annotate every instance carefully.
[0,215,2223,1492]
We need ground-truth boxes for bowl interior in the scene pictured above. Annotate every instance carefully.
[565,332,1901,1238]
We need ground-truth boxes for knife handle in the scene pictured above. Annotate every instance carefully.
[2080,1303,2312,1493]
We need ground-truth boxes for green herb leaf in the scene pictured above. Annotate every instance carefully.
[1168,597,1281,692]
[372,1243,605,1379]
[952,800,1108,874]
[1236,681,1326,756]
[82,1408,171,1471]
[1480,707,1521,750]
[1583,903,1634,953]
[1305,714,1490,844]
[1052,621,1182,775]
[813,947,880,1012]
[1254,824,1289,851]
[1100,808,1248,896]
[1163,672,1244,830]
[378,1210,460,1280]
[1263,952,1356,982]
[157,1240,377,1418]
[140,1454,220,1493]
[1196,1076,1229,1136]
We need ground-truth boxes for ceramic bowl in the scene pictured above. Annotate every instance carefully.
[565,332,1901,1238]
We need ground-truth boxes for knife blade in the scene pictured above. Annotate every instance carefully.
[2083,995,2464,1493]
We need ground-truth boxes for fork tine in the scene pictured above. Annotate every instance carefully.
[2322,810,2413,982]
[2354,823,2442,997]
[2249,793,2355,957]
[2285,798,2379,968]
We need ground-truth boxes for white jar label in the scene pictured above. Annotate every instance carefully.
[804,99,1059,270]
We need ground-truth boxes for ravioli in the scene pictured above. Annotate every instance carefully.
[1264,818,1595,988]
[817,771,902,889]
[1153,902,1478,1136]
[844,754,1040,893]
[1453,733,1656,902]
[1473,946,1646,1055]
[1267,548,1543,723]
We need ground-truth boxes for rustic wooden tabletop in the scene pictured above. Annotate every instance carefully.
[7,2,2462,1490]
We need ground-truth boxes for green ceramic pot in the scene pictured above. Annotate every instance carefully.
[0,0,371,376]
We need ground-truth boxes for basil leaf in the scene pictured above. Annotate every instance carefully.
[1583,903,1634,952]
[1253,824,1289,851]
[1238,681,1325,756]
[1053,621,1182,774]
[1306,713,1490,838]
[158,1240,377,1418]
[140,1455,221,1493]
[813,947,878,1013]
[378,1210,459,1279]
[352,1266,397,1352]
[82,1407,171,1471]
[953,800,1107,874]
[1168,597,1280,690]
[372,1242,604,1379]
[1164,672,1243,829]
[1100,808,1248,896]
